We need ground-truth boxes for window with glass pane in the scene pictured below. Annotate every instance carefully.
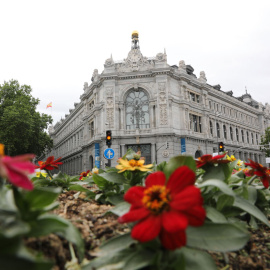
[241,130,244,142]
[223,125,227,139]
[236,128,239,141]
[230,127,233,140]
[210,121,213,135]
[189,114,202,133]
[126,89,150,130]
[251,133,254,144]
[216,123,220,138]
[247,132,249,143]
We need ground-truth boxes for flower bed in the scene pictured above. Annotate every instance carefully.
[1,145,270,269]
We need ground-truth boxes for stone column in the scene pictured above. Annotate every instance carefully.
[151,143,156,164]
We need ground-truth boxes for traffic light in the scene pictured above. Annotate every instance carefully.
[219,142,224,152]
[106,130,112,146]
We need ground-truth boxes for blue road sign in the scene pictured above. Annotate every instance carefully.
[104,148,115,160]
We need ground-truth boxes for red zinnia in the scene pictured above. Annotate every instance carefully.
[196,154,230,168]
[79,170,90,180]
[245,159,270,188]
[118,166,206,250]
[0,154,35,190]
[36,156,63,171]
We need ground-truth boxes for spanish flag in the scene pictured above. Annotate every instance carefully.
[46,102,52,109]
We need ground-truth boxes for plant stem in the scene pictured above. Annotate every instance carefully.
[46,170,53,179]
[247,175,257,185]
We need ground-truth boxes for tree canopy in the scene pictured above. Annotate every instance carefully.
[0,79,53,156]
[261,127,270,157]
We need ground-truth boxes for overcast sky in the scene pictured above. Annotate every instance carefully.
[1,0,269,125]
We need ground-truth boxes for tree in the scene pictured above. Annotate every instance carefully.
[0,79,53,156]
[260,127,270,157]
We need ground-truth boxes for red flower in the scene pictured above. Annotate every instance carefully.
[196,154,230,168]
[36,156,63,171]
[0,154,35,190]
[118,166,206,250]
[79,170,90,180]
[245,159,270,188]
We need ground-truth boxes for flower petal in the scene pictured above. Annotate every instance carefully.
[159,229,186,250]
[170,186,202,211]
[124,186,145,207]
[131,215,161,242]
[166,166,196,196]
[145,171,166,188]
[184,205,206,226]
[118,207,150,223]
[162,211,188,232]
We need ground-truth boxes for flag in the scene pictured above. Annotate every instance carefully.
[46,102,52,109]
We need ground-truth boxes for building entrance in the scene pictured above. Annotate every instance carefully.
[127,144,151,164]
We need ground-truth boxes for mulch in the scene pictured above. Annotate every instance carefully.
[24,190,270,270]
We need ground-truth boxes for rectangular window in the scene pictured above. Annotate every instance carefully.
[189,114,202,133]
[189,92,200,103]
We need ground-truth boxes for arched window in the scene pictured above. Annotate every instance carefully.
[210,121,213,135]
[216,123,220,138]
[251,133,254,144]
[256,134,258,145]
[125,89,150,130]
[241,130,244,142]
[223,125,227,139]
[236,128,239,142]
[246,132,249,143]
[230,127,233,140]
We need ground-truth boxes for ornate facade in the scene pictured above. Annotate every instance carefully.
[47,32,270,175]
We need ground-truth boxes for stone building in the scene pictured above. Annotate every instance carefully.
[47,31,270,175]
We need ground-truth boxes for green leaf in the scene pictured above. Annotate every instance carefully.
[204,205,227,223]
[164,156,196,179]
[216,194,234,211]
[28,215,69,237]
[247,186,257,204]
[201,165,225,181]
[124,249,154,270]
[198,179,235,197]
[97,233,136,256]
[176,247,217,270]
[108,202,130,216]
[92,174,109,189]
[187,222,250,252]
[107,194,124,205]
[24,187,61,209]
[233,196,270,227]
[98,172,126,184]
[68,184,91,193]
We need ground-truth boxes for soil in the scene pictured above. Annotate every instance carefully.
[24,189,270,270]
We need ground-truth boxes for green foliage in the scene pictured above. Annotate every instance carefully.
[0,79,53,156]
[0,184,84,267]
[260,127,270,157]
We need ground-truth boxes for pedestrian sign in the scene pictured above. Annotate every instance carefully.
[104,148,115,160]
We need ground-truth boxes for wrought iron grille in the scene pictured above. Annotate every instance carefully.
[127,144,151,164]
[126,89,150,130]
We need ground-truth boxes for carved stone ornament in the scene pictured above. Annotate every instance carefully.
[106,87,113,97]
[156,52,167,62]
[178,60,186,72]
[160,104,168,125]
[162,150,170,158]
[117,48,153,72]
[199,71,207,83]
[106,108,114,128]
[104,56,114,67]
[92,69,100,82]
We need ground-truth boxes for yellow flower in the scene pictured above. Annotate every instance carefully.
[116,158,153,173]
[92,167,99,174]
[226,155,236,162]
[237,160,243,166]
[36,172,48,178]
